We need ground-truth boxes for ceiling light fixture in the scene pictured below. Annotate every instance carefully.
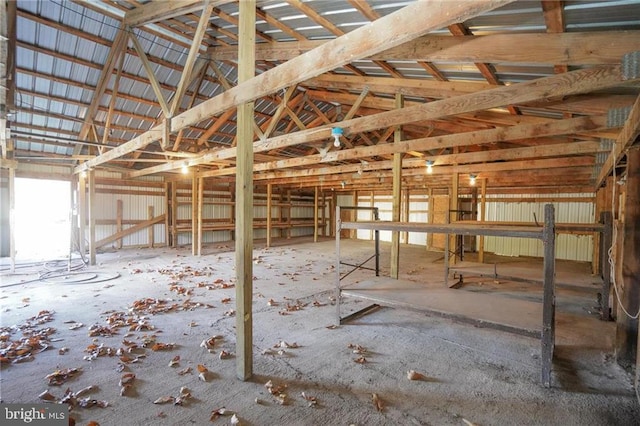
[469,174,477,186]
[426,160,434,174]
[181,162,189,174]
[331,127,343,148]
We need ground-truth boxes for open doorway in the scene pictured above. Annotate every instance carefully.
[14,178,71,260]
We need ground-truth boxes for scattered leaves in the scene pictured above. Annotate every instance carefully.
[168,355,180,367]
[177,366,192,376]
[45,367,82,386]
[223,309,235,317]
[273,341,298,349]
[68,322,84,330]
[354,356,367,364]
[372,393,384,412]
[348,343,366,355]
[151,342,176,351]
[407,370,426,381]
[301,392,317,407]
[218,350,231,360]
[153,396,174,405]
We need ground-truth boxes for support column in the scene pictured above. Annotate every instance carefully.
[314,186,319,242]
[478,178,487,263]
[164,183,170,247]
[541,204,556,387]
[116,199,123,249]
[148,206,154,249]
[448,173,459,266]
[191,175,199,256]
[426,188,433,251]
[616,147,640,370]
[235,0,255,381]
[171,182,177,248]
[78,172,87,259]
[197,177,204,255]
[88,170,96,265]
[390,93,403,279]
[330,191,336,237]
[403,188,410,244]
[266,183,272,248]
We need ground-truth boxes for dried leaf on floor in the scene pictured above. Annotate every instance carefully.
[151,342,176,351]
[45,367,82,386]
[86,422,100,426]
[119,373,135,386]
[325,325,338,330]
[38,390,56,401]
[197,364,209,381]
[169,355,180,367]
[347,343,366,355]
[120,384,131,396]
[267,299,278,306]
[209,407,230,421]
[230,414,240,425]
[223,309,235,317]
[300,392,317,407]
[312,301,327,307]
[77,398,109,408]
[74,385,95,397]
[58,347,69,355]
[68,322,84,330]
[354,356,367,364]
[177,366,192,375]
[153,396,174,404]
[218,350,231,360]
[273,341,298,349]
[407,370,426,381]
[462,419,479,426]
[221,298,232,304]
[372,393,384,412]
[197,364,209,373]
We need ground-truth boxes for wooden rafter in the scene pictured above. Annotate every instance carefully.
[129,31,171,117]
[77,0,515,174]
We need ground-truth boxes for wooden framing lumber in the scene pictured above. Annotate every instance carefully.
[129,32,171,117]
[235,0,255,382]
[541,204,556,387]
[123,0,232,27]
[390,93,403,279]
[595,92,640,188]
[75,0,515,174]
[207,31,640,65]
[129,65,626,178]
[95,214,166,248]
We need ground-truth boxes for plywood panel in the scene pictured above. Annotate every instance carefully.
[431,195,449,250]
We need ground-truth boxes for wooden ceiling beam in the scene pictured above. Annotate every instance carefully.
[123,0,232,27]
[130,64,631,177]
[78,0,514,174]
[199,115,608,178]
[206,31,640,64]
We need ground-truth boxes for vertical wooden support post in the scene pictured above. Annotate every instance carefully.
[541,203,556,388]
[266,183,272,248]
[88,170,96,265]
[426,188,433,251]
[335,205,342,324]
[321,191,326,237]
[230,185,236,241]
[164,183,170,247]
[330,191,336,237]
[78,172,87,258]
[369,191,375,241]
[313,186,319,242]
[8,167,16,273]
[600,211,613,321]
[390,94,403,279]
[116,199,123,249]
[286,190,291,239]
[191,175,198,256]
[197,177,204,255]
[616,147,640,370]
[171,182,177,248]
[449,173,459,266]
[148,206,154,248]
[478,178,487,263]
[351,191,358,240]
[403,188,410,244]
[235,0,255,381]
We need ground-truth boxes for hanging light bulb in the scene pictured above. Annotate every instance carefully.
[341,181,346,189]
[426,160,434,174]
[331,127,343,148]
[181,162,189,174]
[469,174,477,186]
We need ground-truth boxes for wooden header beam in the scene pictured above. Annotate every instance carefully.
[75,0,515,174]
[207,31,640,65]
[123,0,232,27]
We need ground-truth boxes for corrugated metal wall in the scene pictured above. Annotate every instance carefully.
[483,193,594,261]
[351,191,595,262]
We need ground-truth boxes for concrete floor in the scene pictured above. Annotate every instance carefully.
[1,237,638,425]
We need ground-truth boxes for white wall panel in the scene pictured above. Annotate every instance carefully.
[482,194,594,261]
